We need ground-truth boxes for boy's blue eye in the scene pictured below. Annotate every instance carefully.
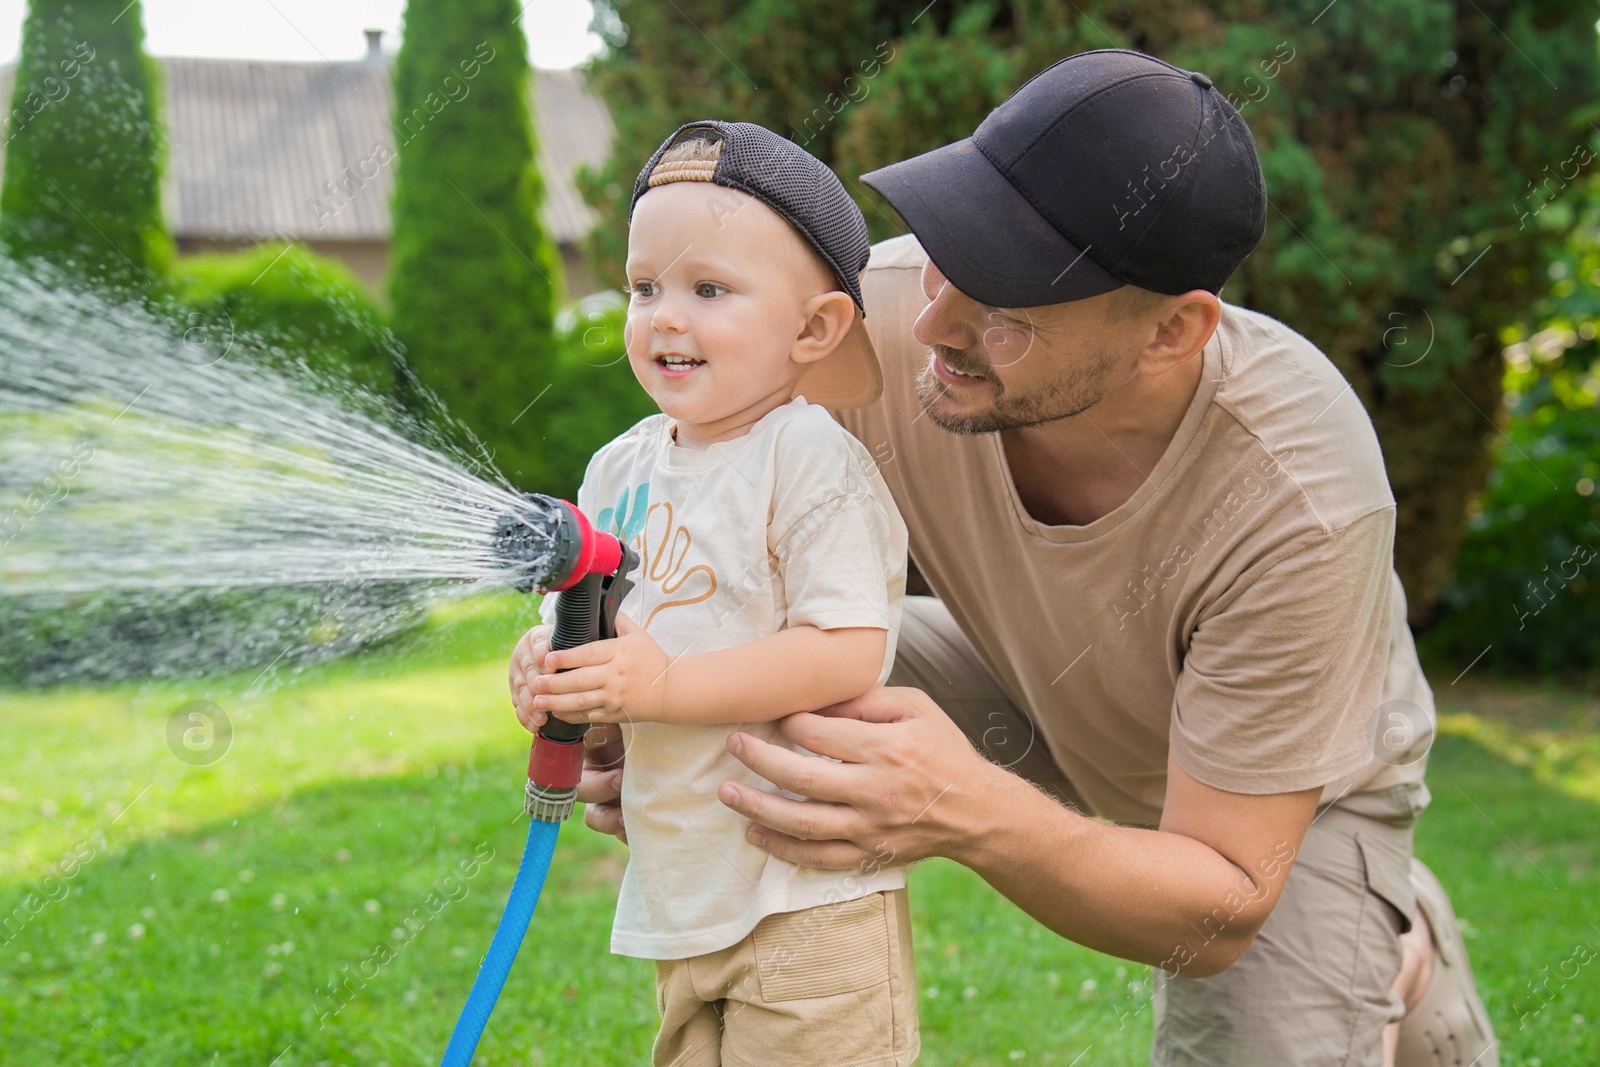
[629,281,657,298]
[696,283,724,299]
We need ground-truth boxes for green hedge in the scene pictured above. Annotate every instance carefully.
[0,586,429,687]
[167,243,398,397]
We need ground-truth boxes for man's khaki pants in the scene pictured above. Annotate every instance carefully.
[889,595,1430,1067]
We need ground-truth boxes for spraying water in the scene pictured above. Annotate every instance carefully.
[0,260,563,684]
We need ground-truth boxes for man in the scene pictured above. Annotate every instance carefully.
[572,49,1499,1065]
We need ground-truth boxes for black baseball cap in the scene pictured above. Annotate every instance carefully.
[861,49,1267,309]
[629,119,882,408]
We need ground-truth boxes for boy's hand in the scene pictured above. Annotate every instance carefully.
[510,625,629,844]
[509,623,556,731]
[531,612,671,724]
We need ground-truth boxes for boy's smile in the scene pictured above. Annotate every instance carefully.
[653,349,706,377]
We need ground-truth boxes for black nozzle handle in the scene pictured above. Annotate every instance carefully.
[537,542,639,745]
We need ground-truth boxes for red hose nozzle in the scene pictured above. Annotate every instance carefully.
[544,499,623,592]
[491,494,624,594]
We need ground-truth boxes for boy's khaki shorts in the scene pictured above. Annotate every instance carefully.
[652,888,920,1067]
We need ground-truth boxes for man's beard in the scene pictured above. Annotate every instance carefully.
[914,344,1126,434]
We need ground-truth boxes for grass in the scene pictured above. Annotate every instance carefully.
[0,595,1595,1065]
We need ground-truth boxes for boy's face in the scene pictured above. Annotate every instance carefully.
[624,181,839,444]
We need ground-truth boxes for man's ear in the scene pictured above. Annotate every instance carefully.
[792,291,857,366]
[1140,291,1220,377]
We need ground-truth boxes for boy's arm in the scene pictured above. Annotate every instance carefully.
[661,624,887,726]
[531,620,888,728]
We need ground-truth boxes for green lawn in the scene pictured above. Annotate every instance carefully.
[0,594,1595,1065]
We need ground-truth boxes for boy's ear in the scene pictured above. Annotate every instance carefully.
[792,290,857,366]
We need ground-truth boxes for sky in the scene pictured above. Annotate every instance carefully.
[0,0,605,69]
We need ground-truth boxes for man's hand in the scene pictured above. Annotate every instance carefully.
[716,685,1001,870]
[578,722,628,844]
[530,611,671,725]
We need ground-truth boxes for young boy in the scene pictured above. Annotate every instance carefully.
[507,120,918,1067]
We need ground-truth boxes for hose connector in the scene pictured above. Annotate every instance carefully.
[526,732,586,823]
[525,779,579,823]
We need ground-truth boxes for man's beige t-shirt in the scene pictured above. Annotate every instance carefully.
[540,395,909,959]
[832,235,1433,828]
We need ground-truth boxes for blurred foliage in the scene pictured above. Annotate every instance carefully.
[388,0,563,491]
[1423,187,1600,674]
[0,585,427,687]
[0,0,173,296]
[167,243,400,398]
[519,293,660,502]
[577,0,1600,620]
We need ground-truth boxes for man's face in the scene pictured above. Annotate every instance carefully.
[623,182,834,436]
[910,257,1145,434]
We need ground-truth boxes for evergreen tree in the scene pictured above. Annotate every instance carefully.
[0,0,173,294]
[579,0,1600,620]
[389,0,562,487]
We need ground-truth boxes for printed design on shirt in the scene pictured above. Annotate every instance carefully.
[640,500,717,626]
[597,480,717,626]
[597,481,649,546]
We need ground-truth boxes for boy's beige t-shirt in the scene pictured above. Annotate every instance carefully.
[540,395,909,960]
[832,235,1433,829]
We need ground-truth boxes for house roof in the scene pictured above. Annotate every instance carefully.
[0,56,614,245]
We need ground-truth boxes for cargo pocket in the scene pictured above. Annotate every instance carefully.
[1357,831,1416,938]
[751,893,891,1002]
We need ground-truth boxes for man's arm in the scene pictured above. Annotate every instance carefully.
[717,686,1321,977]
[967,747,1319,976]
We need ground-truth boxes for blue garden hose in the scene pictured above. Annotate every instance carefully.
[440,818,561,1066]
[440,502,636,1064]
